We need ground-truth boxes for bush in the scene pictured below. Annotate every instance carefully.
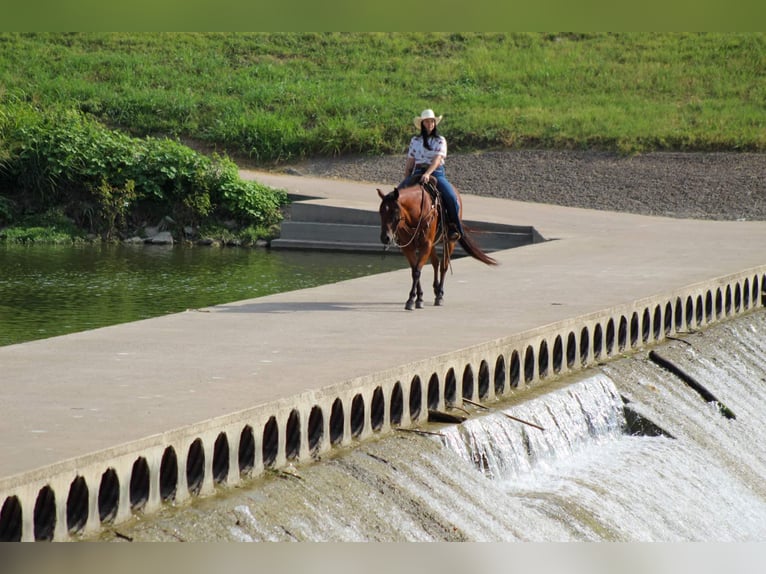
[0,100,289,241]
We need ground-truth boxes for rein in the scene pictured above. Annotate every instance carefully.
[393,186,433,249]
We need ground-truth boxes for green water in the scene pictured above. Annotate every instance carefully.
[0,243,406,347]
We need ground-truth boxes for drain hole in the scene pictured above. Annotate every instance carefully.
[492,357,504,396]
[390,383,404,426]
[213,432,230,484]
[509,351,520,388]
[427,374,440,409]
[129,457,150,511]
[186,439,205,496]
[98,468,120,524]
[409,376,422,421]
[262,417,279,468]
[330,399,344,445]
[566,332,576,367]
[285,410,301,460]
[538,340,549,378]
[445,369,457,406]
[606,320,615,356]
[350,394,365,438]
[308,406,324,454]
[648,350,737,420]
[552,336,563,373]
[66,476,89,535]
[34,485,56,541]
[160,446,178,501]
[0,496,22,542]
[593,324,603,360]
[462,365,474,400]
[371,387,385,432]
[239,426,255,476]
[524,346,534,383]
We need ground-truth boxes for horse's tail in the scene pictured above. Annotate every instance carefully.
[459,229,498,266]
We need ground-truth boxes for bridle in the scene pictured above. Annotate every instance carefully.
[384,186,435,249]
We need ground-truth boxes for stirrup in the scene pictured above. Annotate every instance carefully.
[447,226,461,241]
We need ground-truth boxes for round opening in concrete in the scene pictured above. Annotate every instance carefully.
[593,324,603,360]
[664,302,673,335]
[350,394,365,438]
[478,360,490,399]
[409,376,422,421]
[618,316,628,351]
[552,336,563,374]
[695,295,704,326]
[524,346,534,383]
[445,369,457,406]
[427,374,440,410]
[262,417,279,468]
[494,356,506,396]
[715,289,723,318]
[98,468,119,524]
[725,285,733,315]
[630,312,639,348]
[34,485,56,541]
[566,331,576,367]
[213,432,230,484]
[308,405,324,454]
[642,308,651,342]
[129,457,150,511]
[606,320,615,357]
[675,298,684,330]
[186,439,205,496]
[743,280,751,308]
[390,383,404,426]
[538,340,549,378]
[286,410,301,460]
[66,476,89,535]
[462,365,474,401]
[705,291,713,322]
[330,398,344,445]
[160,446,178,501]
[0,495,22,542]
[371,387,385,432]
[580,327,590,365]
[239,426,255,476]
[685,297,694,329]
[509,351,520,388]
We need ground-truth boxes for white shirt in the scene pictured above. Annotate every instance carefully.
[407,135,447,167]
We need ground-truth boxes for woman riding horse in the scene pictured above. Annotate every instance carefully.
[396,109,463,241]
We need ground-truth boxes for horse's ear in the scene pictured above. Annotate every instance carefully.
[392,188,399,200]
[377,188,385,200]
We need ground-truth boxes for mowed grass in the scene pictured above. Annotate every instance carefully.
[1,32,764,162]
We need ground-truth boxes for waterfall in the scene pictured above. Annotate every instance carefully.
[94,313,766,542]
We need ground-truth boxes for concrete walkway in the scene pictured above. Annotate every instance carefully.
[2,171,766,480]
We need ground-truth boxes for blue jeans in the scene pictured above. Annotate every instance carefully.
[398,166,463,234]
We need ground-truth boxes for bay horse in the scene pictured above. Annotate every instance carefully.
[377,182,497,310]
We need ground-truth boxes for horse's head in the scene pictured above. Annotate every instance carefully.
[377,188,401,246]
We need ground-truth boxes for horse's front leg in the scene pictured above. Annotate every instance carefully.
[406,265,423,310]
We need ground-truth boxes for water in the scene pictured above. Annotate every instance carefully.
[93,311,766,542]
[0,243,406,347]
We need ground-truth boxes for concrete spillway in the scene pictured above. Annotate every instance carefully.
[1,172,765,541]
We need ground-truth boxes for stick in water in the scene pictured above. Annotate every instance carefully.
[503,413,545,431]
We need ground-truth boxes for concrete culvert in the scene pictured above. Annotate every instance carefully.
[238,426,255,476]
[186,439,205,496]
[98,468,119,524]
[67,476,89,535]
[34,485,56,541]
[213,432,230,484]
[0,496,22,542]
[160,446,178,501]
[130,457,150,511]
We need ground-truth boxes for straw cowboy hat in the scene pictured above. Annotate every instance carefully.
[413,109,443,129]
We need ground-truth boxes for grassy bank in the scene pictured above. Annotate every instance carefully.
[2,32,764,161]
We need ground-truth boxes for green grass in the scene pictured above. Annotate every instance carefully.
[1,32,764,161]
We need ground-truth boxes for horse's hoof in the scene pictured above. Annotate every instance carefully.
[434,298,443,306]
[416,300,424,309]
[405,301,414,311]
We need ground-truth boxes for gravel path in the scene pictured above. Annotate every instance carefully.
[284,150,765,221]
